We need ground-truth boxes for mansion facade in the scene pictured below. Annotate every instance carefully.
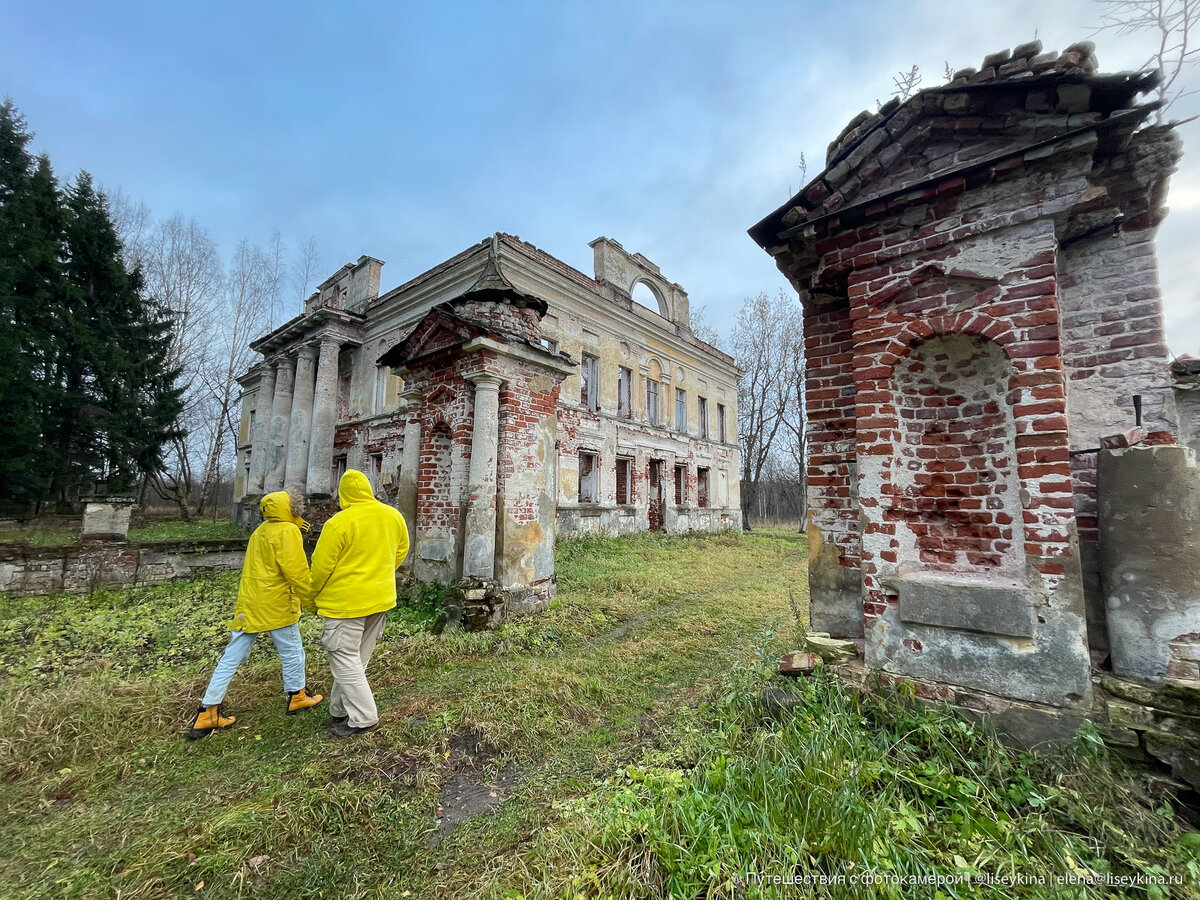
[234,234,741,587]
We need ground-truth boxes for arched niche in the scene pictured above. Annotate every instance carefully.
[891,333,1024,578]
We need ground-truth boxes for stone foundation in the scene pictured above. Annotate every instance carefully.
[0,539,247,596]
[443,576,555,631]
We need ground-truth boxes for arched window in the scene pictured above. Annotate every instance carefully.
[632,280,668,317]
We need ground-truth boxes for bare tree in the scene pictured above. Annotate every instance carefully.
[776,332,807,529]
[292,236,321,314]
[106,187,153,267]
[264,230,287,327]
[731,290,803,531]
[1095,0,1200,119]
[195,240,280,516]
[689,303,723,348]
[112,214,225,519]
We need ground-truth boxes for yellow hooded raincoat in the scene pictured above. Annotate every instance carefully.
[229,491,311,633]
[308,469,410,619]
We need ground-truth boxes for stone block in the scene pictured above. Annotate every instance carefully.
[1099,427,1143,449]
[987,705,1086,750]
[892,575,1035,638]
[1144,731,1200,791]
[1012,40,1043,60]
[1101,674,1200,717]
[804,635,858,662]
[82,500,135,540]
[982,49,1012,69]
[1100,445,1200,681]
[779,651,820,676]
[1056,84,1092,113]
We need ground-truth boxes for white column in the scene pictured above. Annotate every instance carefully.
[264,357,295,492]
[305,337,341,495]
[246,363,276,493]
[462,372,504,579]
[285,345,318,492]
[397,387,423,564]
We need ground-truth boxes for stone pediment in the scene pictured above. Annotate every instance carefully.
[749,41,1159,247]
[378,308,485,369]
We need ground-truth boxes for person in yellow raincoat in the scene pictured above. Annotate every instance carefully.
[188,491,323,739]
[308,469,409,738]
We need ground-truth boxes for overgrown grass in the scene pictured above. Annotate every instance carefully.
[0,528,1196,899]
[0,529,806,899]
[0,517,249,546]
[492,662,1200,898]
[0,528,81,546]
[127,519,250,543]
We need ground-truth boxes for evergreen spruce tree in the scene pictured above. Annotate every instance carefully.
[0,100,182,510]
[0,101,63,513]
[58,174,182,499]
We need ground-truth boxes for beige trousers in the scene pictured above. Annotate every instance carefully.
[320,611,388,728]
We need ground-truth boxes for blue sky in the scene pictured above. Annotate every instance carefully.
[4,0,1198,353]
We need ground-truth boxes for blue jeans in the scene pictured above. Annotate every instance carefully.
[201,623,307,706]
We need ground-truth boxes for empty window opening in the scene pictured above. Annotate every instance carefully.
[675,464,687,504]
[616,457,632,505]
[581,355,600,413]
[697,467,710,508]
[717,404,727,442]
[369,453,383,490]
[578,451,598,502]
[632,281,665,316]
[698,397,709,439]
[648,459,665,530]
[618,366,632,419]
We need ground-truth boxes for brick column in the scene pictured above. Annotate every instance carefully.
[264,357,295,492]
[305,337,341,496]
[463,372,504,579]
[397,388,423,559]
[246,362,276,493]
[284,345,317,492]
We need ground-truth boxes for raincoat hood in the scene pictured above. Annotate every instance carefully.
[231,492,311,632]
[338,469,376,508]
[310,467,409,619]
[260,491,294,522]
[259,490,308,531]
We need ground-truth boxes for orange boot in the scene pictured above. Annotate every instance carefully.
[286,688,323,715]
[187,705,236,740]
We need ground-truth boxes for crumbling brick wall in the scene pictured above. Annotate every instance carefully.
[750,40,1180,708]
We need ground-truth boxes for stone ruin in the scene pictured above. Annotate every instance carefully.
[378,243,574,617]
[751,41,1200,786]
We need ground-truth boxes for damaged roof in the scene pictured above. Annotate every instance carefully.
[749,40,1162,249]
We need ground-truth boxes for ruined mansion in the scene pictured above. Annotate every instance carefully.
[233,235,741,605]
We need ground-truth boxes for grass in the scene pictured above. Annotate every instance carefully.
[0,528,81,547]
[0,517,249,546]
[126,519,250,543]
[0,528,1196,899]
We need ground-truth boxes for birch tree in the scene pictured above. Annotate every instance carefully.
[731,290,803,530]
[194,240,278,515]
